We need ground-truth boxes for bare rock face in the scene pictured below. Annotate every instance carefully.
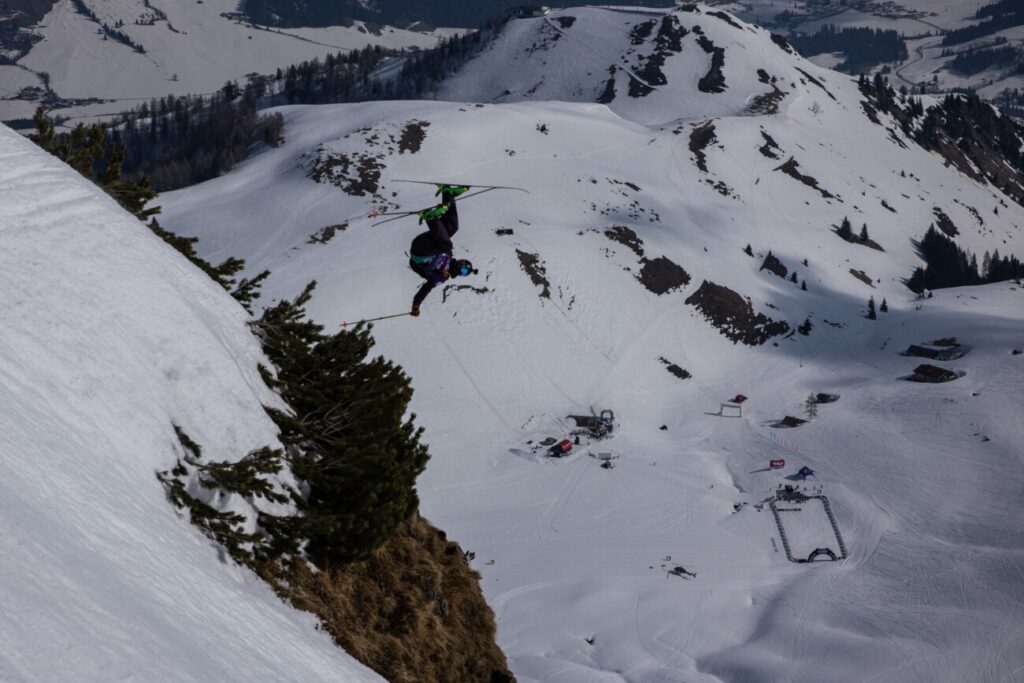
[685,280,790,345]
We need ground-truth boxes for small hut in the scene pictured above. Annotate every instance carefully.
[910,364,957,383]
[905,344,963,361]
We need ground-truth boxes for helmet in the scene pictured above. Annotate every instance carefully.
[453,259,475,277]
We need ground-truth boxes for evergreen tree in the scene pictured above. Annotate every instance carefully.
[254,282,430,565]
[743,244,753,257]
[804,393,818,419]
[880,298,889,312]
[790,272,798,283]
[860,224,869,242]
[837,216,853,240]
[798,318,813,335]
[867,296,877,319]
[801,279,807,291]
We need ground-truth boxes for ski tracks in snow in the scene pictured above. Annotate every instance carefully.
[538,457,589,541]
[540,16,664,99]
[442,338,515,432]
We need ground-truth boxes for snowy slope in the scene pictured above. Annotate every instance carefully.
[161,6,1024,682]
[0,124,382,682]
[0,0,456,124]
[718,0,1024,99]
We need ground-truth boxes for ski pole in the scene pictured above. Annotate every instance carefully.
[341,312,411,328]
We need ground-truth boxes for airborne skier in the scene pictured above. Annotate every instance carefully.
[408,185,477,316]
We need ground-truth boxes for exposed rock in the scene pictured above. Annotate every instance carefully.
[638,256,690,294]
[771,33,794,54]
[849,268,874,287]
[707,10,743,30]
[774,157,835,199]
[749,85,786,115]
[442,284,490,303]
[659,357,691,380]
[307,223,346,245]
[695,36,727,94]
[516,249,551,299]
[685,280,790,345]
[759,131,782,158]
[629,15,688,98]
[605,225,645,257]
[398,120,430,154]
[795,67,837,101]
[597,65,617,104]
[689,121,717,173]
[308,148,383,197]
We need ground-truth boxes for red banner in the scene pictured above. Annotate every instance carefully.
[769,459,785,469]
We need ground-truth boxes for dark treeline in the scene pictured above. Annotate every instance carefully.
[113,29,496,190]
[944,0,1024,45]
[114,81,285,191]
[906,226,1024,292]
[944,43,1019,75]
[977,0,1024,18]
[243,0,666,29]
[789,25,907,72]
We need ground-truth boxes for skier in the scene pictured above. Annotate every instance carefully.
[408,185,477,316]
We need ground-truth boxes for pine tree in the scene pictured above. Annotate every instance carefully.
[743,244,753,257]
[790,272,798,283]
[254,282,430,565]
[805,393,818,419]
[880,298,889,312]
[860,224,869,242]
[801,280,807,291]
[837,217,853,240]
[867,296,877,319]
[798,318,813,335]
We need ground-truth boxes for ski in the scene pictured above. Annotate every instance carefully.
[371,187,500,226]
[391,179,530,194]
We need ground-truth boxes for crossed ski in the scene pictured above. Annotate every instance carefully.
[369,180,530,226]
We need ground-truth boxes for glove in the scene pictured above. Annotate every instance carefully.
[436,185,470,197]
[411,305,420,317]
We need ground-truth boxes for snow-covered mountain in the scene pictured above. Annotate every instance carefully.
[159,5,1024,682]
[0,0,458,126]
[717,0,1024,100]
[0,123,385,682]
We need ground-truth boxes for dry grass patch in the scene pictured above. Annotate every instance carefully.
[259,513,514,683]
